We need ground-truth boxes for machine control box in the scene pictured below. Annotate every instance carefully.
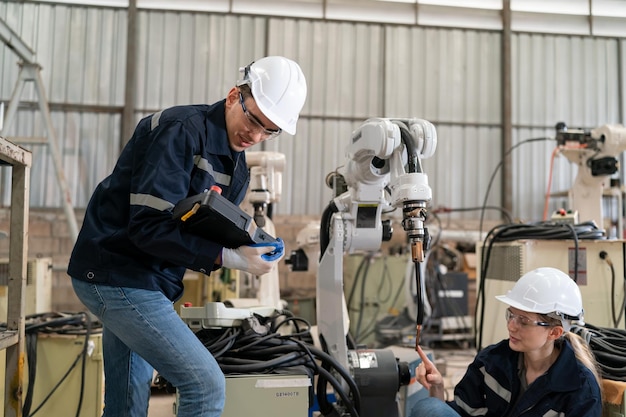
[173,188,277,248]
[175,373,311,417]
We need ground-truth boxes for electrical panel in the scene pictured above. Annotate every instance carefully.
[0,332,104,416]
[476,239,625,348]
[0,257,52,322]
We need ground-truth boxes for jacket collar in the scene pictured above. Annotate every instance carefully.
[204,99,242,159]
[542,338,584,392]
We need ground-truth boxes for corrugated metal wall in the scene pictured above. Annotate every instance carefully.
[0,3,126,206]
[385,27,503,221]
[0,2,624,225]
[512,35,622,222]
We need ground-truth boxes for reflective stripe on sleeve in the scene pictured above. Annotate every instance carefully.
[541,410,564,417]
[130,193,174,211]
[193,155,231,186]
[452,365,511,417]
[481,366,512,402]
[151,111,163,130]
[454,395,488,416]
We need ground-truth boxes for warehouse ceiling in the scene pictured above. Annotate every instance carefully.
[33,0,626,37]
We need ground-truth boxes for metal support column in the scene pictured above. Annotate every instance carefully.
[501,0,513,218]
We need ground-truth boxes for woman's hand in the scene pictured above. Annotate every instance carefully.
[416,345,446,400]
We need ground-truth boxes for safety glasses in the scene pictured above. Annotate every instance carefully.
[505,308,551,327]
[238,92,281,139]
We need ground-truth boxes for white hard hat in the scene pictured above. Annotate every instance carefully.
[237,56,307,135]
[496,267,584,330]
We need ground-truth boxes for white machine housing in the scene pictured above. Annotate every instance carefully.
[0,257,52,322]
[476,239,625,348]
[229,151,286,311]
[246,151,285,206]
[558,124,626,230]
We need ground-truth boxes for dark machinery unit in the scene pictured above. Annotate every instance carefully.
[420,271,473,347]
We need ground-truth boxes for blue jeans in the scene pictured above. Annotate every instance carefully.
[409,397,462,417]
[71,278,225,417]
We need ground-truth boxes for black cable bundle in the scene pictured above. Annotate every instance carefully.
[169,310,363,417]
[483,221,605,242]
[572,324,626,382]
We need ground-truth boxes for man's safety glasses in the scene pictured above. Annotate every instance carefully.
[238,92,281,139]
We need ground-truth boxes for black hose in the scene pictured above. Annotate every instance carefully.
[415,261,424,327]
[602,251,626,328]
[320,201,339,260]
[395,122,422,173]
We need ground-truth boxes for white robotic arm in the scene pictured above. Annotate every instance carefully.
[556,123,626,229]
[332,118,399,253]
[332,118,437,257]
[388,119,436,262]
[317,118,437,401]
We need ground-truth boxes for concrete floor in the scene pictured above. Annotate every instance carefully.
[148,390,176,417]
[145,347,477,417]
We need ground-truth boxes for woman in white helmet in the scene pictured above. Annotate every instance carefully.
[410,267,602,417]
[68,56,307,417]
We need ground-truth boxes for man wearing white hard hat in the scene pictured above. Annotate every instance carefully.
[68,56,307,417]
[410,267,602,417]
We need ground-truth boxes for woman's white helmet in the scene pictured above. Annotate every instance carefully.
[237,56,307,135]
[496,267,584,331]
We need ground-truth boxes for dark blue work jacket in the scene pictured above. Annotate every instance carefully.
[448,339,602,417]
[67,100,249,301]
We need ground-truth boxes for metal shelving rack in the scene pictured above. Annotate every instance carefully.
[0,136,32,417]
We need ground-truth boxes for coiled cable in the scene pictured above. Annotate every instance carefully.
[157,310,362,417]
[572,324,626,381]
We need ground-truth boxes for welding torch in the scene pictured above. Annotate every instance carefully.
[401,201,429,351]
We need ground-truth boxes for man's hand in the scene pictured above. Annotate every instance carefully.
[221,239,284,275]
[416,345,446,400]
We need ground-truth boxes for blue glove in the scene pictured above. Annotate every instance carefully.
[253,238,285,262]
[222,238,285,275]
